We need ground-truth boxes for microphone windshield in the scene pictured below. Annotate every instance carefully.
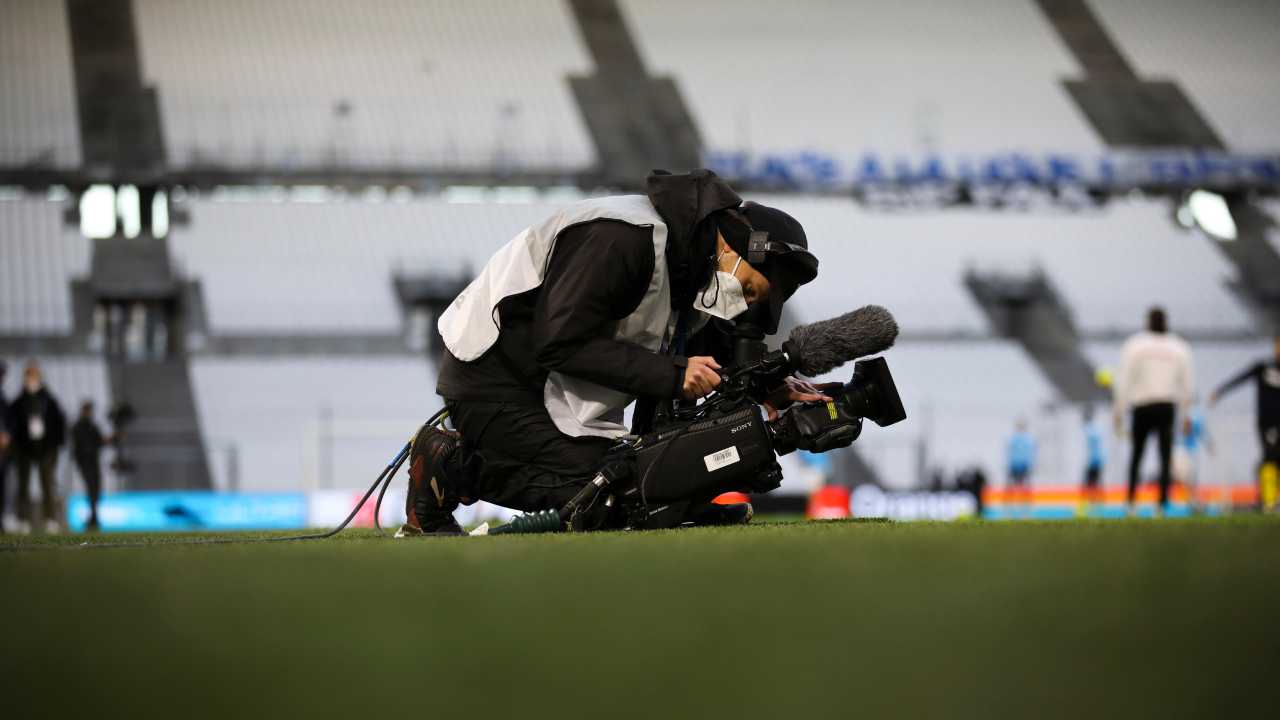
[784,305,899,376]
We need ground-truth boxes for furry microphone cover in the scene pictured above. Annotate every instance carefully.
[784,305,899,377]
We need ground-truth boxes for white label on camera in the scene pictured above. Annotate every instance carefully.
[704,446,740,472]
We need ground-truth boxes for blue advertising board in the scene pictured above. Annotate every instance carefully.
[66,492,309,533]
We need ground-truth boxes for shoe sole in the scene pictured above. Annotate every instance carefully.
[394,523,464,538]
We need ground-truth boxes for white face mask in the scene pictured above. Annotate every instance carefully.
[697,255,749,320]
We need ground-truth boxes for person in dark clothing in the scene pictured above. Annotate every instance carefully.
[9,361,66,533]
[0,360,11,533]
[71,400,110,531]
[1210,335,1280,510]
[405,170,823,535]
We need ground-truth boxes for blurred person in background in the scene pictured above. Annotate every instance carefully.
[9,361,67,533]
[1209,333,1280,512]
[1114,307,1194,517]
[1078,406,1106,516]
[1006,418,1036,517]
[1173,397,1211,513]
[955,465,988,518]
[71,400,110,531]
[0,360,11,533]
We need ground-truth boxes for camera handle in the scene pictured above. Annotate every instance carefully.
[770,396,864,455]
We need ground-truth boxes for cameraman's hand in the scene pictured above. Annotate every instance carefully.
[763,377,832,421]
[682,356,722,400]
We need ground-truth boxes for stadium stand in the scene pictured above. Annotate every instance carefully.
[0,197,91,333]
[0,0,81,168]
[758,194,1253,334]
[164,191,1254,339]
[5,187,1261,490]
[165,194,570,333]
[132,0,597,170]
[189,356,442,491]
[9,0,1276,173]
[622,0,1106,158]
[2,0,1276,496]
[1090,0,1280,152]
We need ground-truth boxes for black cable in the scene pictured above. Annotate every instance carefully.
[372,466,398,536]
[373,409,449,535]
[287,441,409,541]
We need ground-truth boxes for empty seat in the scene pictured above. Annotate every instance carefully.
[133,0,597,170]
[759,194,1252,334]
[0,198,92,333]
[623,0,1106,159]
[1092,0,1280,152]
[189,356,442,491]
[0,0,81,167]
[166,194,574,333]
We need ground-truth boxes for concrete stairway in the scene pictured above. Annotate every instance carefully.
[566,0,702,186]
[109,359,212,489]
[964,268,1107,405]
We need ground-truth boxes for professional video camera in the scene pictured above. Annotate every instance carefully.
[491,305,906,534]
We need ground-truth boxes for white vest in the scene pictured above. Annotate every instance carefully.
[438,195,672,438]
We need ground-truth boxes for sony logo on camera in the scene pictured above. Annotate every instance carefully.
[730,421,752,434]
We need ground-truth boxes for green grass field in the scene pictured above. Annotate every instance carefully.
[3,517,1278,718]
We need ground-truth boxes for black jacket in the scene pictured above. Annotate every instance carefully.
[8,387,66,455]
[72,417,106,463]
[0,388,9,458]
[1215,360,1280,426]
[437,170,742,405]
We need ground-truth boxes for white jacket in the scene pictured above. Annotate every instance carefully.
[438,195,672,438]
[1114,331,1194,414]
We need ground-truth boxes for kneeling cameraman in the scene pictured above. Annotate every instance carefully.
[401,170,821,535]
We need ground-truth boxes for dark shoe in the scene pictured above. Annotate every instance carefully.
[397,424,465,537]
[688,501,754,527]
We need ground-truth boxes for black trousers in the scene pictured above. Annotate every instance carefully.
[1261,425,1280,464]
[75,457,102,522]
[15,449,59,523]
[1129,402,1175,507]
[445,399,614,512]
[0,451,9,529]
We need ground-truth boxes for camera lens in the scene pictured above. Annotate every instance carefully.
[839,358,906,427]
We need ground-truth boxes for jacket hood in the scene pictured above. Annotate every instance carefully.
[645,169,742,311]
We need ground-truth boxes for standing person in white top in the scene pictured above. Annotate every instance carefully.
[1114,307,1194,515]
